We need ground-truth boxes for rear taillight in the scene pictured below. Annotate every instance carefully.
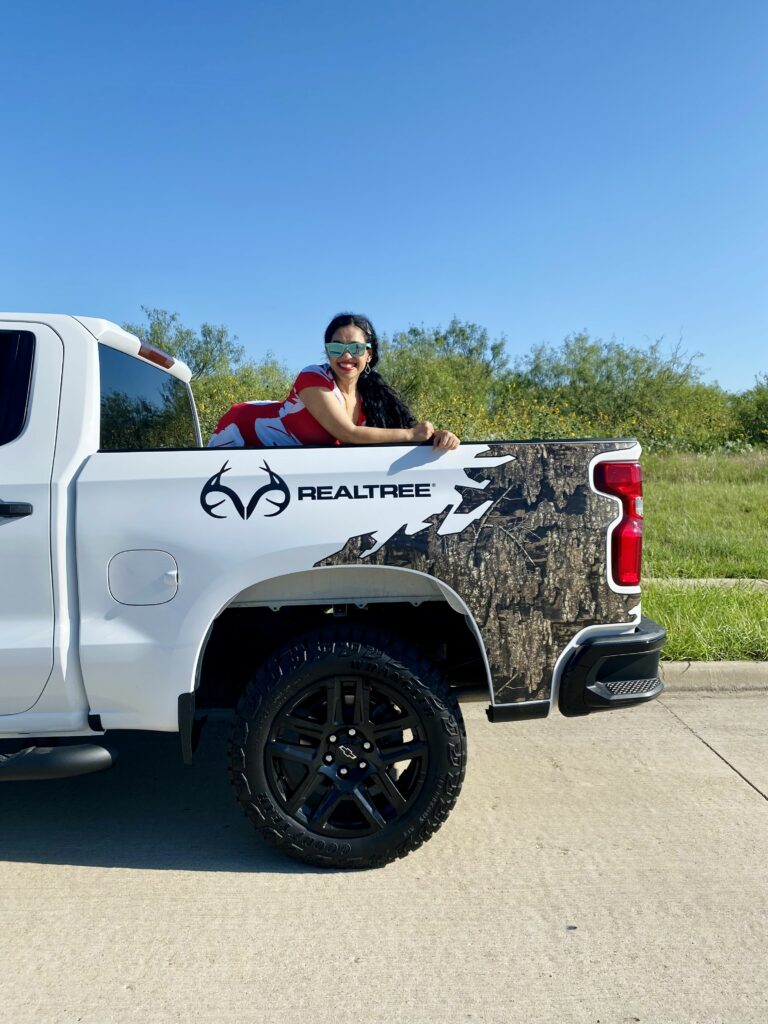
[593,461,643,586]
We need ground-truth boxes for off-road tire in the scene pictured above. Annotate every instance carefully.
[228,624,466,869]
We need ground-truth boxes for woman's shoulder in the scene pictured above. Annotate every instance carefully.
[294,363,335,390]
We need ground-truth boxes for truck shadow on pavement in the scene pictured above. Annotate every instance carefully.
[0,717,331,874]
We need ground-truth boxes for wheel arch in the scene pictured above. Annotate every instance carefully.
[191,564,494,706]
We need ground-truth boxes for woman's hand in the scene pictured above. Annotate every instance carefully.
[410,421,435,443]
[432,429,460,450]
[410,422,460,449]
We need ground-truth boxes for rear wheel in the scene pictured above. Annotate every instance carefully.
[228,624,466,868]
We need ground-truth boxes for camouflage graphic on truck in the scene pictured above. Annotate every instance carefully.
[316,440,638,703]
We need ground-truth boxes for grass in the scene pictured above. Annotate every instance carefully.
[643,582,768,661]
[642,450,768,579]
[639,451,768,660]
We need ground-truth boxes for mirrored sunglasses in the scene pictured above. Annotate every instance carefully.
[325,341,371,357]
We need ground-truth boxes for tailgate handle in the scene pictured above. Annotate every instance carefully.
[0,501,33,518]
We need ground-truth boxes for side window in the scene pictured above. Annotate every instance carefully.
[98,344,198,450]
[0,330,35,446]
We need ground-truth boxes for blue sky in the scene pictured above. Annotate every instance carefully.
[1,0,765,392]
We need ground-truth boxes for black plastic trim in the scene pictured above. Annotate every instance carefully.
[179,692,195,765]
[97,437,638,454]
[0,744,114,781]
[558,616,666,717]
[486,701,550,723]
[0,501,33,518]
[87,712,103,732]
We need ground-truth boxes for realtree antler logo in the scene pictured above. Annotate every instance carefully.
[200,460,291,520]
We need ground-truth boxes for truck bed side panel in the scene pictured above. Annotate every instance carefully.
[317,440,638,703]
[75,439,636,728]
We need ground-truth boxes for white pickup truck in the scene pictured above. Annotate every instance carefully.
[0,314,665,867]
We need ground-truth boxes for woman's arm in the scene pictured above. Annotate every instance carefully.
[299,387,434,445]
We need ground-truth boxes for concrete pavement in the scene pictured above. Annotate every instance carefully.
[662,660,768,692]
[1,693,767,1024]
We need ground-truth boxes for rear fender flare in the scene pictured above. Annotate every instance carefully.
[189,564,494,701]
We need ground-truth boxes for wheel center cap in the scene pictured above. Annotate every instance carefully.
[337,744,357,761]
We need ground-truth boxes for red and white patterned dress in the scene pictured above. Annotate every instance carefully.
[207,364,366,448]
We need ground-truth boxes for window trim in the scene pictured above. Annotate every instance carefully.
[0,329,36,448]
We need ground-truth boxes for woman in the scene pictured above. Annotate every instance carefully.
[208,313,460,450]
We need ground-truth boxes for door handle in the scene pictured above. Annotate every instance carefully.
[0,501,33,518]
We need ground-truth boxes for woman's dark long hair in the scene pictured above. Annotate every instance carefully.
[324,313,416,429]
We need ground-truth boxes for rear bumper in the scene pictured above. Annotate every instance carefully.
[558,616,666,717]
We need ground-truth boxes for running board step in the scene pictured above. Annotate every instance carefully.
[0,744,114,781]
[585,676,664,708]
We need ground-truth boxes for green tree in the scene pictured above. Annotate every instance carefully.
[124,306,246,379]
[124,307,294,440]
[378,319,508,422]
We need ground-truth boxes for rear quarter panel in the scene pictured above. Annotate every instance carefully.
[318,440,640,703]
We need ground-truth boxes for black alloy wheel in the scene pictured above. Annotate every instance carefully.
[228,624,466,869]
[266,674,430,838]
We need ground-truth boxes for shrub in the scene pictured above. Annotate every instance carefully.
[126,308,763,452]
[732,375,768,446]
[507,333,742,451]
